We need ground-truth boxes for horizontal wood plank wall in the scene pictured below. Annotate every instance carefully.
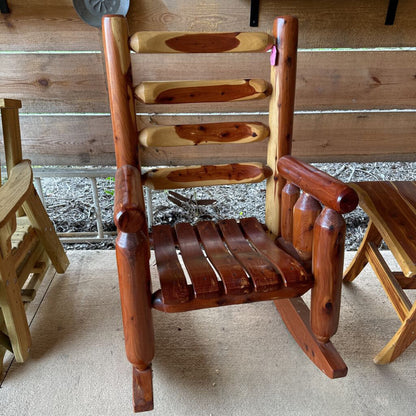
[0,112,414,166]
[1,52,415,113]
[0,0,415,166]
[1,0,415,50]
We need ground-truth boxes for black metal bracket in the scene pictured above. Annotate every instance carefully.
[385,0,399,25]
[0,0,10,14]
[250,0,259,27]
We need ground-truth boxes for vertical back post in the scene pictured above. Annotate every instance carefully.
[265,16,298,236]
[102,16,155,411]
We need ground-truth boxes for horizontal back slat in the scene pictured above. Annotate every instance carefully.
[1,0,415,51]
[1,112,414,166]
[142,163,272,190]
[129,31,274,53]
[135,79,272,104]
[139,122,269,147]
[1,51,415,113]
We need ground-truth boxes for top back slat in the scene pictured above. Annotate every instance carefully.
[129,31,274,54]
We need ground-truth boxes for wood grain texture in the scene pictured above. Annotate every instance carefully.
[311,208,346,343]
[2,112,415,166]
[142,163,272,190]
[279,156,359,214]
[280,183,300,243]
[114,165,146,233]
[152,280,312,313]
[174,223,220,299]
[139,122,269,147]
[365,242,412,322]
[132,366,153,412]
[195,221,252,295]
[152,224,190,305]
[102,15,139,169]
[1,51,415,113]
[218,219,281,293]
[351,181,416,277]
[0,161,32,228]
[135,79,272,104]
[292,193,322,261]
[115,231,155,369]
[274,297,347,378]
[130,31,274,53]
[265,16,298,236]
[2,0,415,51]
[239,217,311,288]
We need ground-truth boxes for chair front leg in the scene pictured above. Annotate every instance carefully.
[116,231,155,412]
[311,208,346,343]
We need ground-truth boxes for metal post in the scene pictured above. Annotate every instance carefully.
[89,177,104,238]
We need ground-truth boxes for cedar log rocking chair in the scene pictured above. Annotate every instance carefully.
[0,99,69,372]
[102,15,359,412]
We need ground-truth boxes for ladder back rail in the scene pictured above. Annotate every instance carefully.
[130,31,274,54]
[135,79,272,104]
[142,163,272,190]
[139,122,269,147]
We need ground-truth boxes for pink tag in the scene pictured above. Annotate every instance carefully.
[270,45,278,66]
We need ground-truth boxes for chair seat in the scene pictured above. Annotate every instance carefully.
[351,181,416,277]
[151,217,313,312]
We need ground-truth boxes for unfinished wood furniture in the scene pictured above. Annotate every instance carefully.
[102,15,359,412]
[344,182,416,364]
[0,98,69,373]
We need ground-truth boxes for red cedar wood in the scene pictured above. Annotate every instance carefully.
[310,208,346,342]
[265,15,298,236]
[174,223,220,298]
[278,155,358,214]
[195,221,252,295]
[102,15,154,412]
[280,183,300,243]
[292,193,322,261]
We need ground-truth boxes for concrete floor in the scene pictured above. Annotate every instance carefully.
[1,250,416,416]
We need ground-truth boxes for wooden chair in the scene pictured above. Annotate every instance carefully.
[344,182,416,364]
[102,15,359,412]
[0,98,69,373]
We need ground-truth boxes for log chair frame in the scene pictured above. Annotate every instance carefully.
[102,15,358,412]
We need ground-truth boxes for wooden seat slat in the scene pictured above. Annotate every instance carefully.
[351,181,416,277]
[239,217,312,288]
[217,219,281,292]
[195,221,252,295]
[174,223,220,299]
[152,224,190,304]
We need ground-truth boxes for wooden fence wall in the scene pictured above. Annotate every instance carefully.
[0,0,415,166]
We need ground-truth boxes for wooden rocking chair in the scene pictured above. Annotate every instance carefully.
[344,182,416,364]
[0,98,69,373]
[102,15,359,412]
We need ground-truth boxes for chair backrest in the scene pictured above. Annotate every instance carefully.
[0,99,23,187]
[102,15,298,237]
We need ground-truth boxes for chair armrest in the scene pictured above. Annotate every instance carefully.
[114,165,147,233]
[0,160,33,228]
[277,155,358,214]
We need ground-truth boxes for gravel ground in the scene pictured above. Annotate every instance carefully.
[38,161,416,251]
